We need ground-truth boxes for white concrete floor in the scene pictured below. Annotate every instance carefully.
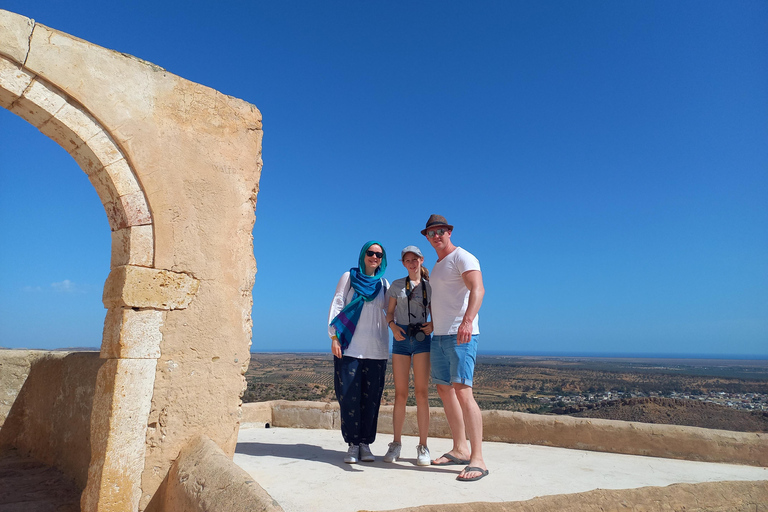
[234,426,768,512]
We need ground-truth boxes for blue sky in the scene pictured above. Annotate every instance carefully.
[1,1,766,357]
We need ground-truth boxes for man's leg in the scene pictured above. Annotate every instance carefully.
[434,383,471,463]
[454,383,487,479]
[431,335,469,463]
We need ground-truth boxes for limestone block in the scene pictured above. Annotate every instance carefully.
[85,129,126,168]
[101,308,163,359]
[240,402,273,427]
[101,200,150,234]
[25,22,160,128]
[111,225,154,268]
[39,114,83,153]
[271,401,340,430]
[40,99,104,153]
[101,194,152,232]
[104,158,142,197]
[157,435,284,512]
[70,129,123,176]
[0,55,33,109]
[103,199,128,231]
[86,164,120,206]
[82,358,156,512]
[0,10,33,64]
[10,77,66,127]
[103,265,199,310]
[119,190,152,227]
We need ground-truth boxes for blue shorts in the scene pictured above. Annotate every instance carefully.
[392,323,432,356]
[430,334,478,386]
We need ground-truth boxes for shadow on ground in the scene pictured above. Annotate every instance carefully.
[0,449,80,511]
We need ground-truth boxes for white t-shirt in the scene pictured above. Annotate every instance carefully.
[327,271,390,360]
[430,247,481,336]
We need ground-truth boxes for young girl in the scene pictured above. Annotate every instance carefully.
[383,245,433,465]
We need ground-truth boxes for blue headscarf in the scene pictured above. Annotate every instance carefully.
[330,241,388,353]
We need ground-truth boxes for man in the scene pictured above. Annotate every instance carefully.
[422,214,488,482]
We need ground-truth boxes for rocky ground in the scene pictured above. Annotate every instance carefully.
[566,397,768,432]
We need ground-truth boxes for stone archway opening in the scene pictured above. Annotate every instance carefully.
[0,106,110,349]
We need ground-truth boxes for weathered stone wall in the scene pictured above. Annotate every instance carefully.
[0,350,103,489]
[1,9,263,511]
[244,401,768,467]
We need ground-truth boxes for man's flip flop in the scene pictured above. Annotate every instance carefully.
[456,466,489,482]
[432,453,470,466]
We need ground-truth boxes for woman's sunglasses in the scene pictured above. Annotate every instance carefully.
[365,250,383,258]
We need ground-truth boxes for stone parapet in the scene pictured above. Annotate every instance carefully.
[0,350,103,490]
[240,401,273,428]
[383,480,768,512]
[243,401,768,467]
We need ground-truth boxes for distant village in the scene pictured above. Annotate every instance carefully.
[539,390,768,412]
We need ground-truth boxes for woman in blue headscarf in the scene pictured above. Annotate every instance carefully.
[328,241,389,464]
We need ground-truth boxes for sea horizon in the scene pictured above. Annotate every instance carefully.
[250,348,768,362]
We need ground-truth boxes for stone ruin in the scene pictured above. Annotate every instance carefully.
[2,8,767,512]
[0,9,262,511]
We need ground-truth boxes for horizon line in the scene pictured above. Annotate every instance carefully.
[250,349,768,361]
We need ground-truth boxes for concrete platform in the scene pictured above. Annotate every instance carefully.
[234,426,768,512]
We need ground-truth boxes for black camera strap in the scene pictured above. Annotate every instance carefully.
[405,277,428,323]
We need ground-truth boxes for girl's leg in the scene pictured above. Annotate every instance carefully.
[359,358,387,445]
[412,351,431,446]
[334,356,362,444]
[391,353,412,444]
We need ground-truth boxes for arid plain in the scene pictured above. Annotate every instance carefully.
[245,353,768,433]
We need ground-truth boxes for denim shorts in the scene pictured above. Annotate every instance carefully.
[392,323,432,356]
[430,334,478,386]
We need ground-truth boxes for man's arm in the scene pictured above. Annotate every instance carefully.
[457,269,484,344]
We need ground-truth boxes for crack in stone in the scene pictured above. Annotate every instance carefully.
[24,20,35,66]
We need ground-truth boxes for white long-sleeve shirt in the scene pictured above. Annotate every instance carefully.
[328,271,390,360]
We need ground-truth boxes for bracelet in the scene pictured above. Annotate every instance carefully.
[388,320,395,327]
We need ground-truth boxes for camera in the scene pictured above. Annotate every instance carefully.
[407,324,426,342]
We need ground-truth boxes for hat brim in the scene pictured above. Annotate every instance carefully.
[421,224,454,236]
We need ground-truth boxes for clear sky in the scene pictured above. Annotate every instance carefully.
[1,1,766,357]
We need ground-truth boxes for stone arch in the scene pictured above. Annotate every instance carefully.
[1,54,155,269]
[1,10,263,512]
[0,34,166,512]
